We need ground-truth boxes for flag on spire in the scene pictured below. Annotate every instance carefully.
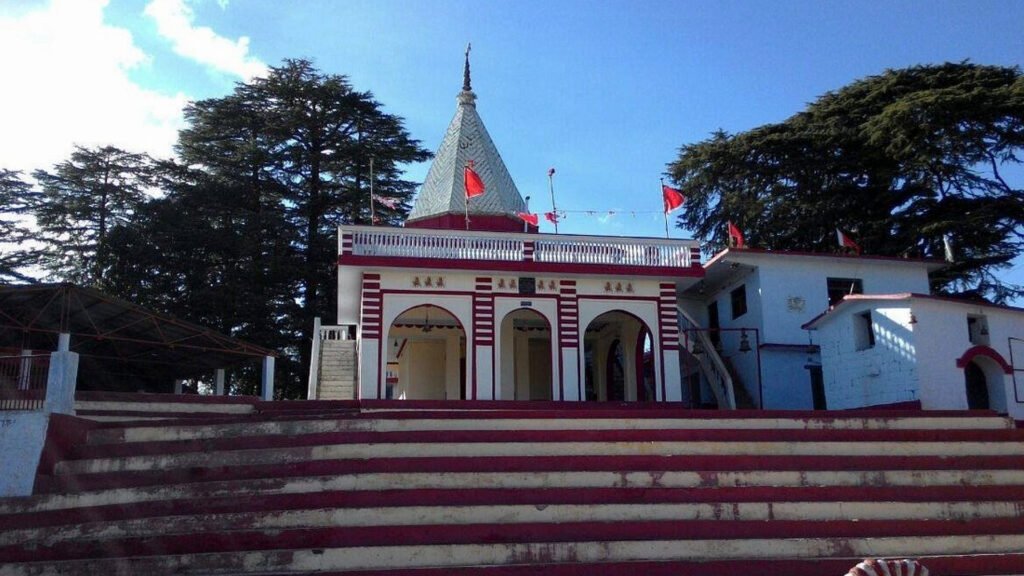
[517,212,539,227]
[662,185,685,214]
[728,221,746,249]
[545,211,560,224]
[464,162,485,198]
[836,228,861,255]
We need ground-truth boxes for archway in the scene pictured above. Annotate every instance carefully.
[957,345,1011,413]
[583,310,654,402]
[964,357,1008,413]
[964,361,989,409]
[498,308,553,400]
[385,304,466,400]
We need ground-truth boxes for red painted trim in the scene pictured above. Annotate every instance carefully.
[578,294,660,303]
[846,400,923,411]
[404,213,537,233]
[339,254,703,278]
[957,345,1013,374]
[34,414,97,484]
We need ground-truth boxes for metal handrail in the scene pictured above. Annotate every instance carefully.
[676,307,737,410]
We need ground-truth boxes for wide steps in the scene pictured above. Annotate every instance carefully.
[3,400,1024,574]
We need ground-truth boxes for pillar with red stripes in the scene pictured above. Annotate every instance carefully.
[473,277,495,399]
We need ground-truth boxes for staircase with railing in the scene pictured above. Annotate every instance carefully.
[307,318,357,401]
[676,306,736,410]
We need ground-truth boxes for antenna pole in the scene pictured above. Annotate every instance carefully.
[548,168,558,234]
[369,156,376,225]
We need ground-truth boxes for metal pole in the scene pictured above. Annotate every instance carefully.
[368,156,375,225]
[548,168,558,234]
[661,178,670,239]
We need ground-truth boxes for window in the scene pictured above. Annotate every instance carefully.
[731,284,748,319]
[967,316,990,346]
[854,311,875,350]
[828,277,863,307]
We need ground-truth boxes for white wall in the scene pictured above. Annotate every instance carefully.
[0,412,48,496]
[756,258,930,345]
[913,299,1023,417]
[816,302,920,410]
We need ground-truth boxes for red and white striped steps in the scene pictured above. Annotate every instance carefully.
[3,399,1024,574]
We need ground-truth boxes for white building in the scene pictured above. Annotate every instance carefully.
[676,249,945,409]
[805,293,1024,419]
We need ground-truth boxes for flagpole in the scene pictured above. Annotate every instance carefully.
[660,178,669,239]
[464,164,470,231]
[369,156,376,226]
[548,168,558,234]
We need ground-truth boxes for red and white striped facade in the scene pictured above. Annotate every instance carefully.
[337,225,703,402]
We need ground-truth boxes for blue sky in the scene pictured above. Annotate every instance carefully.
[2,0,1023,295]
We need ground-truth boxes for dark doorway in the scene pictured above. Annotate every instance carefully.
[707,302,721,349]
[606,339,625,401]
[808,365,826,410]
[965,361,990,409]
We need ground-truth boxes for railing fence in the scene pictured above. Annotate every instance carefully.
[0,354,51,411]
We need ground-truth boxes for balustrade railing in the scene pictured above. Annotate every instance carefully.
[0,354,50,411]
[342,226,697,269]
[533,239,691,267]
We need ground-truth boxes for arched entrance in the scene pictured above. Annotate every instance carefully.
[964,361,989,409]
[583,310,654,402]
[385,304,466,400]
[957,345,1012,413]
[498,308,553,400]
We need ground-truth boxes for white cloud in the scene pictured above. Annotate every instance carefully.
[144,0,266,80]
[0,0,187,173]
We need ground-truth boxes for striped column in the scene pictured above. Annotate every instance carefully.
[360,273,382,399]
[473,277,495,400]
[341,231,354,257]
[523,240,535,262]
[659,282,682,402]
[558,280,580,401]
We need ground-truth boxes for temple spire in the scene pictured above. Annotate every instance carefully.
[462,43,472,92]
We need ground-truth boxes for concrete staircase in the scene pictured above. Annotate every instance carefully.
[3,399,1024,574]
[318,339,357,400]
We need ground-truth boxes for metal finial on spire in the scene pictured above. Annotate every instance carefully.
[463,43,472,92]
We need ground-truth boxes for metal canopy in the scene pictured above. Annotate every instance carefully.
[0,283,276,391]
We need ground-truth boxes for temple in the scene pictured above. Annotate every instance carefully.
[317,54,1024,419]
[331,49,703,403]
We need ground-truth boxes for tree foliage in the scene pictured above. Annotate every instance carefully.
[0,169,40,282]
[104,59,431,397]
[667,62,1024,302]
[32,145,151,287]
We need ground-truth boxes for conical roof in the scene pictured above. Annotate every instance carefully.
[406,54,526,225]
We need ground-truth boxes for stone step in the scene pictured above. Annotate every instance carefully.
[7,500,1024,548]
[52,437,1024,475]
[69,428,1024,462]
[2,524,1024,572]
[84,413,1015,444]
[8,481,1024,521]
[36,453,1024,494]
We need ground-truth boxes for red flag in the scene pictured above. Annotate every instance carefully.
[545,211,559,224]
[728,221,746,249]
[517,212,539,226]
[662,185,685,214]
[836,228,861,255]
[464,164,485,198]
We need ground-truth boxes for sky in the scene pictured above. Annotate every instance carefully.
[1,0,1023,294]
